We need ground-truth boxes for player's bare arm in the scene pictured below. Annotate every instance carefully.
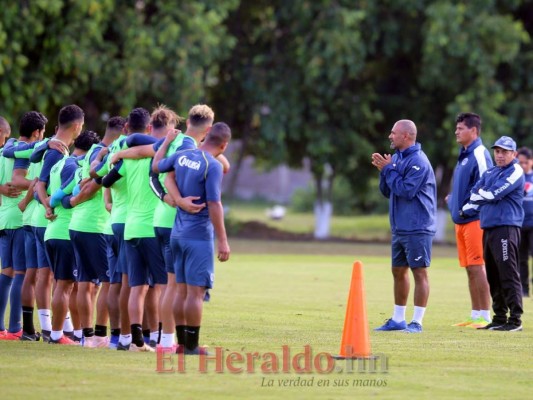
[110,145,154,165]
[163,170,205,213]
[152,128,179,174]
[18,177,37,212]
[208,200,230,262]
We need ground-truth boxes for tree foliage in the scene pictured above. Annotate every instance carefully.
[214,0,530,211]
[1,0,532,217]
[0,0,237,130]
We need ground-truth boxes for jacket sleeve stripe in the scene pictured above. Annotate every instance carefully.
[506,164,524,184]
[473,146,489,175]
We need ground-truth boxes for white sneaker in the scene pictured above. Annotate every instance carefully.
[82,336,109,348]
[129,342,155,352]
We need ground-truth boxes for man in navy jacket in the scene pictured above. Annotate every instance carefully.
[372,119,437,333]
[447,113,492,328]
[462,136,525,331]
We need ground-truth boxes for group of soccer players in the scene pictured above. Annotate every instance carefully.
[0,103,231,354]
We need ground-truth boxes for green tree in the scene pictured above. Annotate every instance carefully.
[215,0,529,239]
[215,0,384,237]
[0,0,238,131]
[0,0,115,128]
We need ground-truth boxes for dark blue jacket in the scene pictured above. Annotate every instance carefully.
[447,138,493,224]
[379,143,437,235]
[463,159,524,229]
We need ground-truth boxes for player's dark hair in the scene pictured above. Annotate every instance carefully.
[517,146,533,160]
[74,130,100,151]
[456,112,481,135]
[107,116,126,132]
[19,111,48,137]
[205,122,231,146]
[58,105,84,128]
[127,108,151,132]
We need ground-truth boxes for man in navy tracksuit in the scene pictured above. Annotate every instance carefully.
[447,113,492,328]
[462,136,524,331]
[372,119,437,333]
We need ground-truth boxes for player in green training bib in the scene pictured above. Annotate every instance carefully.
[0,111,47,341]
[45,131,99,345]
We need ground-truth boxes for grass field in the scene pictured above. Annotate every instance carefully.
[0,239,532,399]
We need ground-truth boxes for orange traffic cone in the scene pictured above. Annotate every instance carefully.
[335,261,372,359]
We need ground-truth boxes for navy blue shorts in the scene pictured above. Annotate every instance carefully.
[24,225,38,269]
[45,239,77,281]
[69,230,109,284]
[0,228,26,272]
[391,233,433,268]
[112,223,127,275]
[155,227,173,274]
[125,237,166,287]
[33,227,50,268]
[105,234,121,284]
[170,238,214,288]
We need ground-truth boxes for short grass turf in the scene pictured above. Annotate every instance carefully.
[0,241,531,399]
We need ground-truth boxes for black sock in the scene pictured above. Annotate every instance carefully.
[176,325,187,345]
[95,325,107,337]
[22,306,35,335]
[132,324,144,347]
[111,328,121,337]
[157,322,162,344]
[82,327,95,338]
[142,328,150,342]
[184,326,200,350]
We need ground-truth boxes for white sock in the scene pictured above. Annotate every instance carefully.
[74,329,83,339]
[150,331,159,343]
[119,334,132,346]
[480,310,491,321]
[63,312,74,332]
[160,333,175,348]
[38,309,52,331]
[471,310,480,319]
[392,305,406,323]
[50,330,63,341]
[412,306,426,325]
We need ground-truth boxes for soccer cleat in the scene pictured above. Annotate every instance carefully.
[109,335,119,350]
[20,331,41,341]
[156,344,178,353]
[149,340,158,349]
[82,335,109,348]
[374,318,407,331]
[451,317,475,327]
[41,330,51,343]
[0,330,7,338]
[184,346,210,356]
[0,330,22,340]
[468,317,490,329]
[117,342,130,351]
[405,321,423,333]
[64,331,75,340]
[491,323,523,332]
[477,321,506,330]
[129,343,155,352]
[49,335,78,345]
